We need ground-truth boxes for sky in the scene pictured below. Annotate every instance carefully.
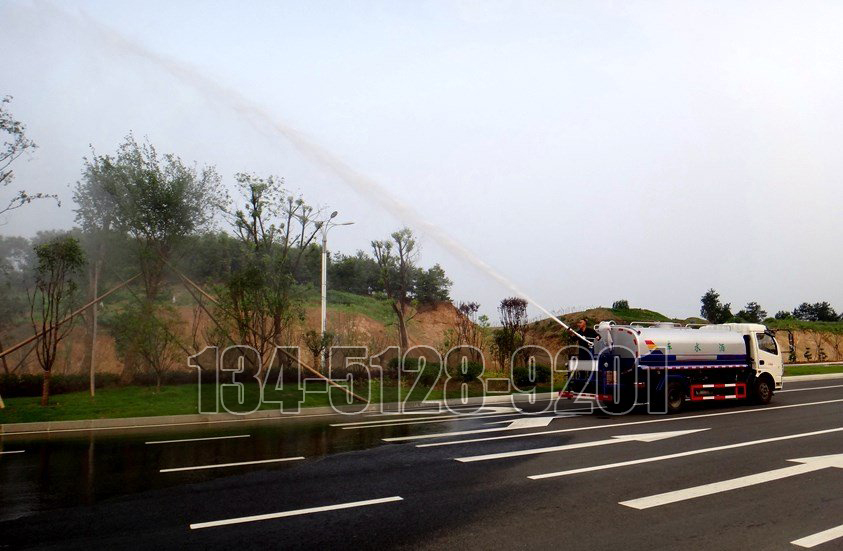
[1,0,841,320]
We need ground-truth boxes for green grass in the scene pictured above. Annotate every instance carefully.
[765,319,843,334]
[0,376,565,425]
[783,364,843,376]
[304,289,395,325]
[609,308,673,323]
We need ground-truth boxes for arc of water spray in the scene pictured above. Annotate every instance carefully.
[50,4,589,345]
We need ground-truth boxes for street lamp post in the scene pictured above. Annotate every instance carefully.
[319,212,354,369]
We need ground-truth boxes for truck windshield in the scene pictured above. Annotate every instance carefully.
[756,332,778,355]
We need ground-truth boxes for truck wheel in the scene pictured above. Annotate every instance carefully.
[754,377,773,405]
[667,383,684,414]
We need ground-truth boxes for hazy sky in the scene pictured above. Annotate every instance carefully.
[1,0,841,320]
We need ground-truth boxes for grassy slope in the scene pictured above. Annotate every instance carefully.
[303,289,395,325]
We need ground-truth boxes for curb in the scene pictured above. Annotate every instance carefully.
[0,392,556,436]
[782,373,843,382]
[3,374,842,435]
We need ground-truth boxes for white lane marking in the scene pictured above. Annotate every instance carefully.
[0,450,25,455]
[620,454,843,510]
[791,523,843,548]
[780,384,843,393]
[190,496,404,529]
[340,413,524,429]
[456,429,708,463]
[529,426,843,480]
[145,434,250,445]
[384,416,559,442]
[416,397,843,448]
[161,456,304,473]
[331,407,520,427]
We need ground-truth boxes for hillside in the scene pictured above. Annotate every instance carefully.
[4,291,842,381]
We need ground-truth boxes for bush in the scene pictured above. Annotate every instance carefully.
[397,358,441,387]
[0,373,121,398]
[451,361,483,383]
[512,364,552,387]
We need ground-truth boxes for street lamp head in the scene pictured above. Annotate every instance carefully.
[330,210,338,219]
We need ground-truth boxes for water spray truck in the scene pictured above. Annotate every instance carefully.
[561,321,784,413]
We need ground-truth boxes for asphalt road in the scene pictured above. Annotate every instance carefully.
[1,380,843,550]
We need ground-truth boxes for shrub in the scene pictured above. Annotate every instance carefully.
[451,361,483,383]
[512,364,552,387]
[0,373,121,398]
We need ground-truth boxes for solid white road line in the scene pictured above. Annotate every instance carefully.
[160,456,304,473]
[384,416,559,442]
[190,496,404,529]
[620,453,843,509]
[331,407,520,427]
[145,434,251,445]
[791,523,843,548]
[456,429,708,463]
[340,413,524,429]
[529,427,843,480]
[0,450,25,455]
[416,397,843,448]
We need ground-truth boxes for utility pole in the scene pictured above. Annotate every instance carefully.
[319,211,354,369]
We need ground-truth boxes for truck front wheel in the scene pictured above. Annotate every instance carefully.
[667,382,685,414]
[754,377,773,405]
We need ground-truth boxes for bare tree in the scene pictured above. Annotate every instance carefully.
[454,301,483,361]
[28,236,85,405]
[372,228,417,350]
[494,297,529,372]
[808,330,828,363]
[0,96,58,219]
[828,332,843,361]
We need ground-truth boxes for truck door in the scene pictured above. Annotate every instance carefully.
[754,331,783,388]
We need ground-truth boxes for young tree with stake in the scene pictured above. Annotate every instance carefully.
[28,236,85,406]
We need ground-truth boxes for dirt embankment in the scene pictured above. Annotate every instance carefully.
[6,300,465,377]
[6,301,840,378]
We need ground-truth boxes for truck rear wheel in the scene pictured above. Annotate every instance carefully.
[754,377,773,405]
[667,382,684,414]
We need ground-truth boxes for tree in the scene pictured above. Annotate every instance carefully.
[700,289,732,323]
[612,299,629,310]
[329,251,381,295]
[110,302,183,391]
[494,297,528,372]
[28,236,85,405]
[303,329,334,371]
[0,96,58,219]
[735,302,767,323]
[214,173,322,368]
[90,134,224,300]
[0,235,30,375]
[774,310,793,320]
[372,228,418,350]
[453,301,484,361]
[73,148,124,395]
[828,332,843,361]
[792,302,838,322]
[808,330,828,363]
[414,264,452,303]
